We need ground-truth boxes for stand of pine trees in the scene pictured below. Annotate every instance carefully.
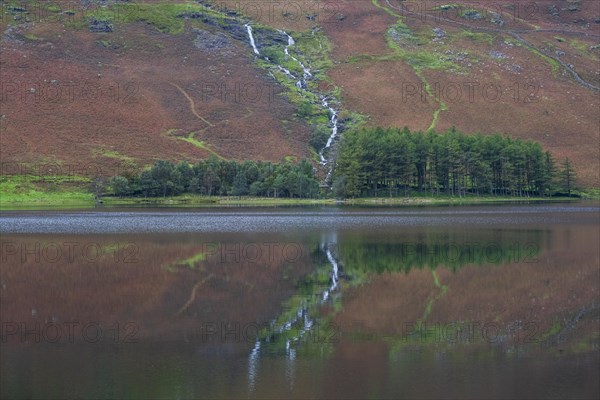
[110,157,320,199]
[333,127,574,198]
[109,128,577,200]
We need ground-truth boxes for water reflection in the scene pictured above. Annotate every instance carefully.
[247,232,343,393]
[247,340,260,392]
[0,204,598,399]
[322,237,340,302]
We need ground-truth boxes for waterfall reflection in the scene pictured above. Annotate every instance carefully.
[247,233,341,392]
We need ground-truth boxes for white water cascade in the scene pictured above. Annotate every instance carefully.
[245,25,340,184]
[245,24,260,55]
[318,96,339,172]
[280,30,313,89]
[277,65,299,82]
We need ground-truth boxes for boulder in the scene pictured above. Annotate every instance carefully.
[88,18,113,33]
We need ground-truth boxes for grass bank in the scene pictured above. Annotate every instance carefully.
[2,175,595,210]
[0,175,94,209]
[1,191,591,210]
[342,196,586,206]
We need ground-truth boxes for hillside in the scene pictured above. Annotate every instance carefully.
[1,0,598,186]
[324,0,599,186]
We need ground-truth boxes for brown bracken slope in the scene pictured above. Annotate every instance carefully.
[323,0,600,186]
[1,0,598,185]
[0,2,312,177]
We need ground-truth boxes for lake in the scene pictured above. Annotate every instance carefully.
[1,203,599,399]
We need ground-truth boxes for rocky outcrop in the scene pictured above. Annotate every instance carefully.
[192,29,233,51]
[88,18,113,33]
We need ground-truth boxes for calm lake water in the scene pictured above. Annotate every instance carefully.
[1,203,599,399]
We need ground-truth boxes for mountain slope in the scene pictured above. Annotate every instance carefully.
[322,0,599,186]
[1,0,598,186]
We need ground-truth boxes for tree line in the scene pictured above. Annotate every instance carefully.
[333,127,577,198]
[335,229,546,277]
[109,157,320,198]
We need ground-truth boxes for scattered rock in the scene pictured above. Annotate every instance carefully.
[88,18,113,33]
[177,12,204,19]
[438,4,459,11]
[443,51,470,63]
[389,25,421,47]
[193,29,233,52]
[504,63,522,74]
[548,5,560,17]
[192,14,288,53]
[455,51,469,61]
[462,10,482,20]
[199,15,219,28]
[253,27,287,47]
[198,14,247,42]
[555,50,565,57]
[490,12,504,26]
[490,50,507,59]
[433,27,446,38]
[7,6,27,12]
[3,25,22,42]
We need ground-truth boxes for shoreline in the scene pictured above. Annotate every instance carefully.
[0,193,592,211]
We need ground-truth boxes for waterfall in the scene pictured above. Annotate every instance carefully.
[278,30,338,162]
[277,65,299,82]
[246,25,340,185]
[245,24,260,55]
[280,30,313,89]
[318,97,339,168]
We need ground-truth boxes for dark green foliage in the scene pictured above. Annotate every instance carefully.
[232,170,249,196]
[110,176,131,197]
[558,157,577,196]
[297,102,316,119]
[112,157,320,199]
[310,125,331,152]
[334,126,560,198]
[143,160,184,197]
